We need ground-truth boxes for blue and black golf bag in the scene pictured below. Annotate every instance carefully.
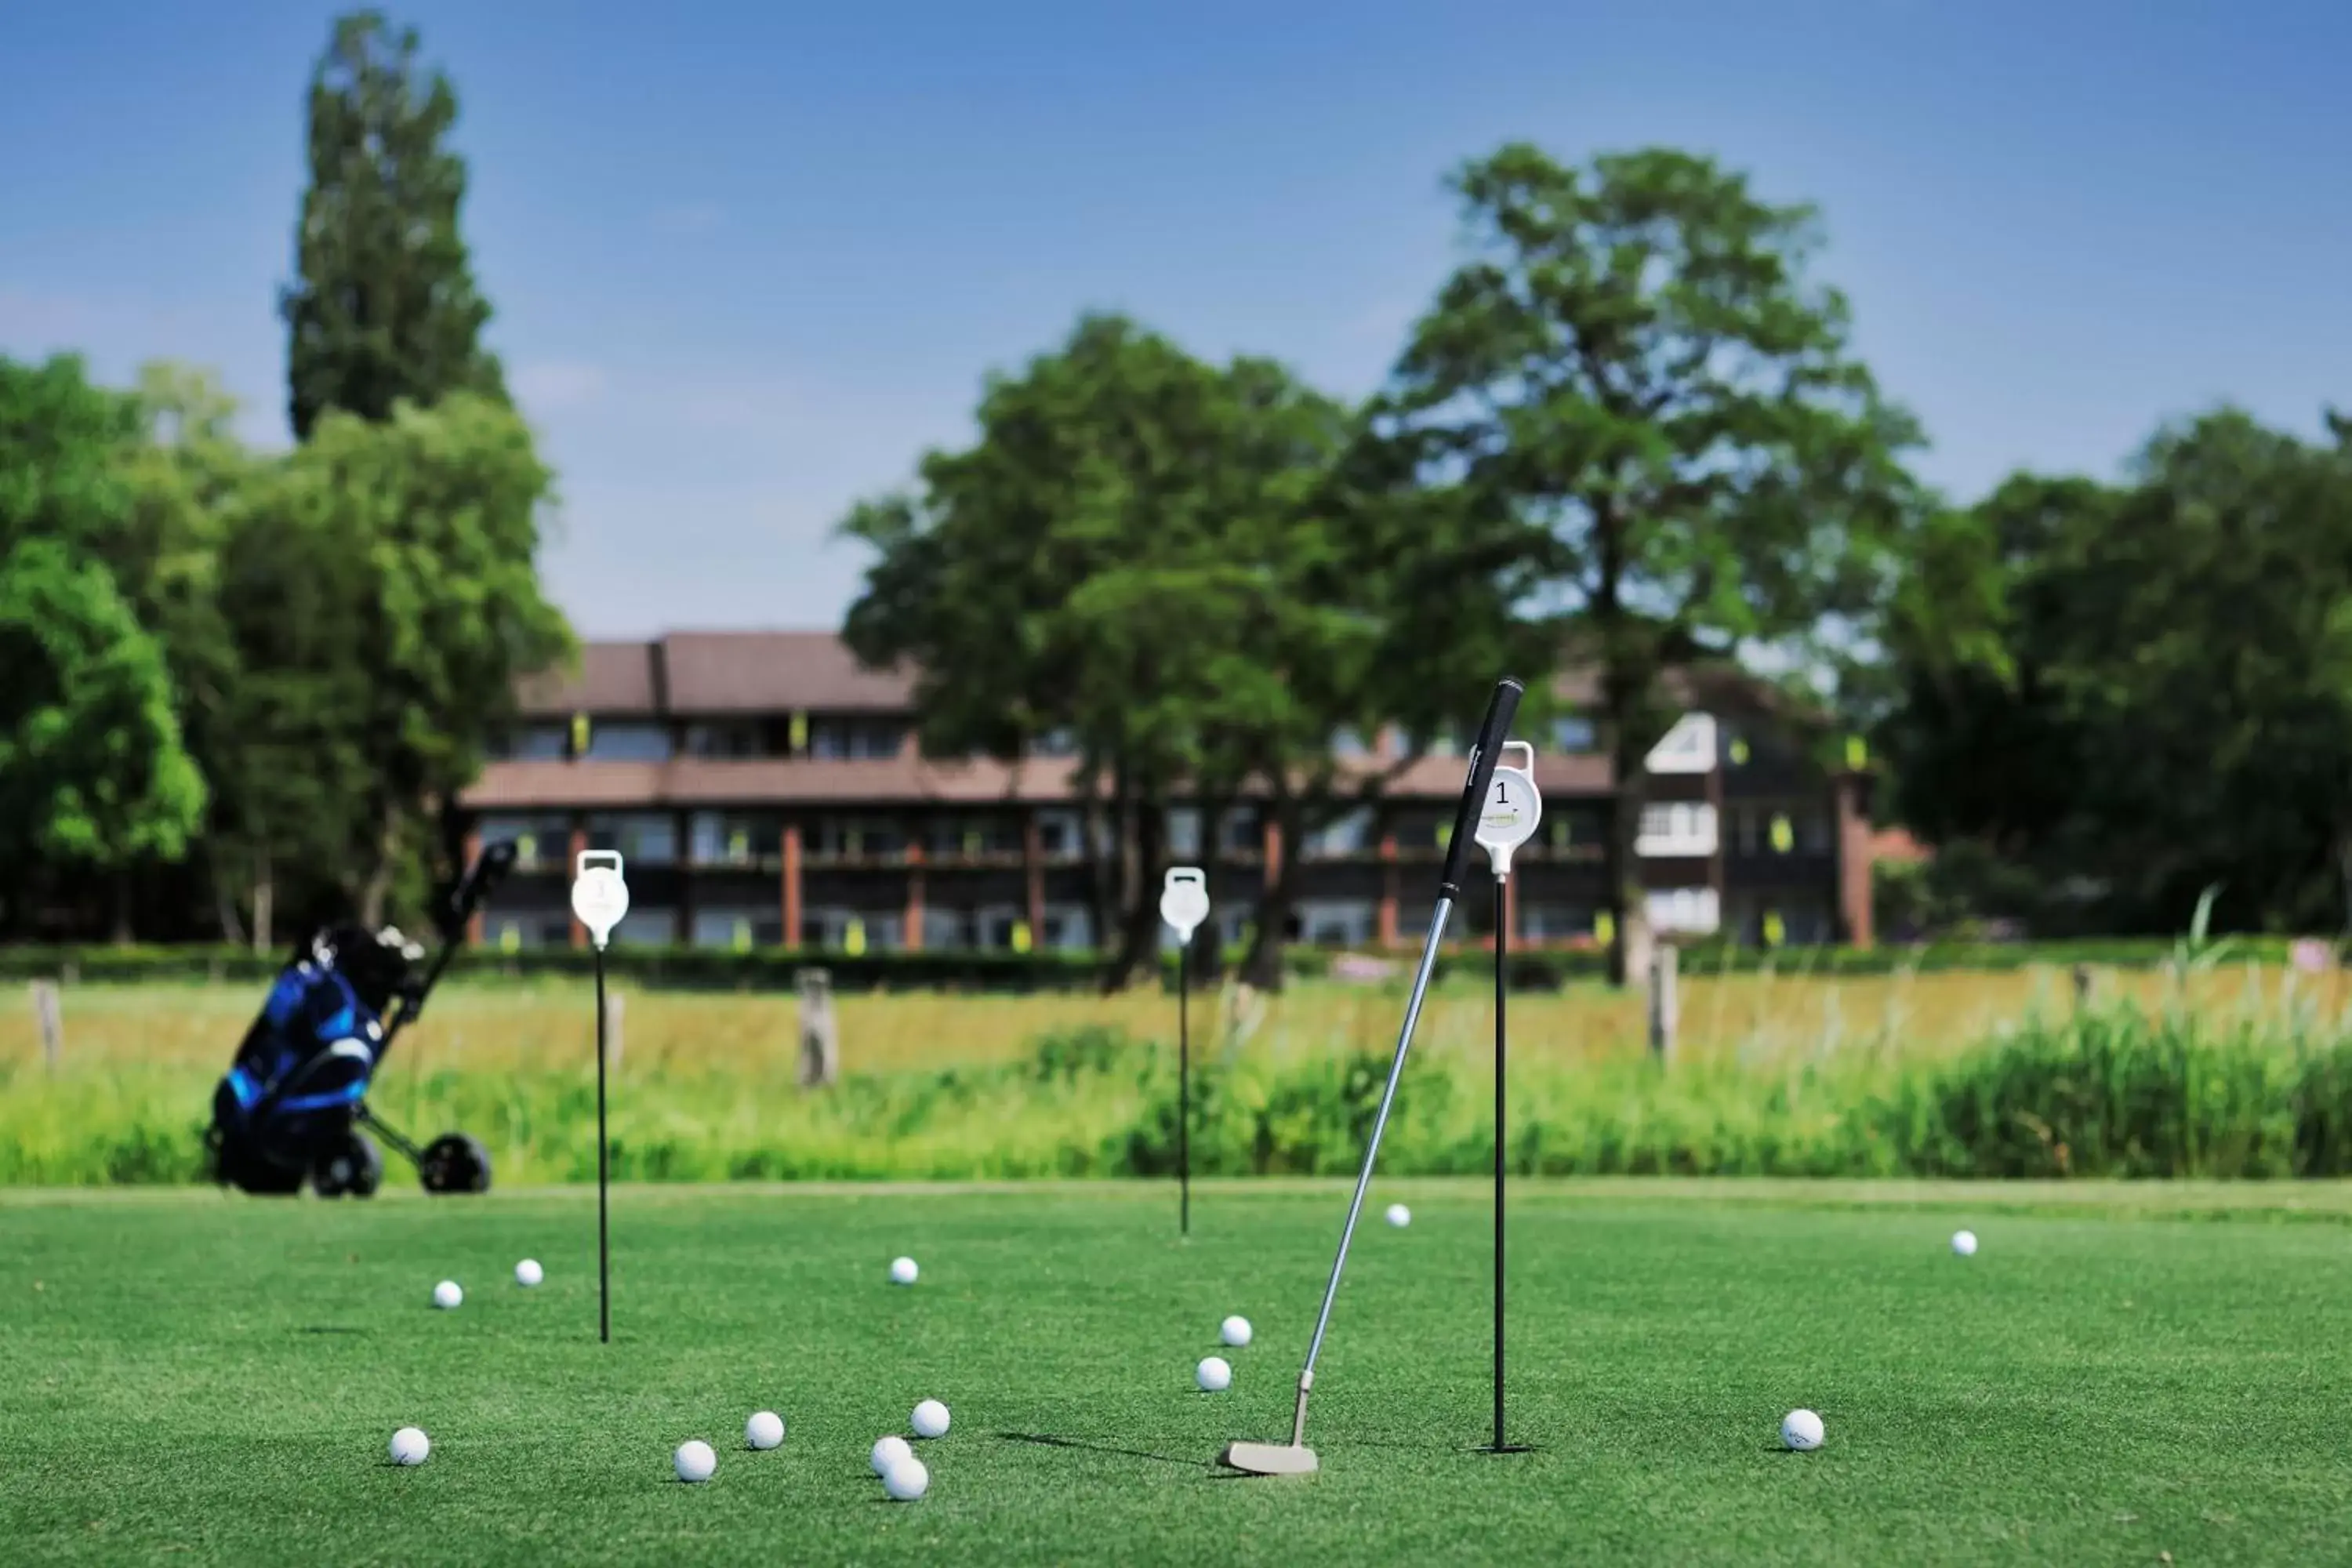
[206,842,515,1197]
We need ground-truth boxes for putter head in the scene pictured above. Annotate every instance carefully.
[1219,1439,1319,1475]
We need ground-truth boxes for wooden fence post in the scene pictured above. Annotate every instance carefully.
[32,980,63,1069]
[1648,944,1679,1065]
[798,967,838,1087]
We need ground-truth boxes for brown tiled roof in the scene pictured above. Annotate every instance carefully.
[516,633,914,718]
[517,642,662,717]
[663,631,913,713]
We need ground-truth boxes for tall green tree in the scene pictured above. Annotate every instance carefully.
[270,392,571,924]
[0,354,208,938]
[0,543,206,939]
[842,315,1534,989]
[281,9,506,441]
[1882,411,2352,936]
[1378,143,1924,982]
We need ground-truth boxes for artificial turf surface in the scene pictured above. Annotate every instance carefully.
[5,1179,2351,1566]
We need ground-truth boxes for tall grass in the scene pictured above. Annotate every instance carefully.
[8,964,2352,1185]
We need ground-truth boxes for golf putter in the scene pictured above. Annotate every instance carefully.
[1221,676,1524,1476]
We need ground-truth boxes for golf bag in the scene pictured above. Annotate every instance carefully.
[205,841,517,1198]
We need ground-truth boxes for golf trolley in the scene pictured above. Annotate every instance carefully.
[205,841,517,1199]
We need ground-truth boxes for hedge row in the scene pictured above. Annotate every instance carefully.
[0,931,2323,991]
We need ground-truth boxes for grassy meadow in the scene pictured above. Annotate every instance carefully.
[7,959,2352,1185]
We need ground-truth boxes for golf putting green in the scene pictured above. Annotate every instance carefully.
[4,1180,2348,1565]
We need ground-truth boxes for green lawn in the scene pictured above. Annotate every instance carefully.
[5,1179,2350,1566]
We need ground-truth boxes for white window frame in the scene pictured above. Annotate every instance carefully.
[1635,801,1719,858]
[1644,886,1721,935]
[1644,713,1718,775]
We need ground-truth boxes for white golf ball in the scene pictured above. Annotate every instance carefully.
[388,1426,430,1465]
[911,1399,951,1439]
[1220,1315,1253,1348]
[1385,1203,1411,1228]
[870,1435,913,1475]
[673,1439,717,1483]
[890,1256,919,1286]
[1780,1409,1825,1451]
[514,1259,543,1287]
[1951,1229,1979,1257]
[431,1280,463,1310]
[746,1410,785,1450]
[883,1455,929,1501]
[1196,1356,1233,1392]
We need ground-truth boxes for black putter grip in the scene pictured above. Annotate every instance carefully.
[1438,677,1524,899]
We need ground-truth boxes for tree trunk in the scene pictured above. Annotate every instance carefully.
[359,801,404,928]
[1240,793,1302,993]
[212,848,247,948]
[253,847,274,955]
[1082,764,1120,976]
[111,869,135,946]
[1101,789,1167,993]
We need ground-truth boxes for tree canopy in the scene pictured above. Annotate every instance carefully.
[281,8,506,441]
[1377,143,1924,977]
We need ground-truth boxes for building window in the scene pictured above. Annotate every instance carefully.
[607,908,678,946]
[808,717,906,760]
[1643,713,1716,775]
[800,908,904,951]
[1635,802,1718,858]
[477,813,573,871]
[1218,807,1261,855]
[927,817,1022,858]
[691,909,782,950]
[1297,899,1376,946]
[922,908,974,951]
[1302,808,1374,860]
[491,724,569,760]
[1165,807,1203,860]
[1039,904,1094,951]
[583,722,673,762]
[688,811,777,867]
[1645,887,1721,935]
[1519,904,1594,941]
[809,818,905,859]
[1552,716,1595,752]
[683,720,768,759]
[586,812,677,866]
[1035,810,1084,859]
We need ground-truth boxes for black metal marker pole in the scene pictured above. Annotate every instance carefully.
[1179,938,1191,1236]
[595,945,611,1345]
[1493,873,1508,1451]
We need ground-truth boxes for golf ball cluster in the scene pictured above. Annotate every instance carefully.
[864,1399,949,1502]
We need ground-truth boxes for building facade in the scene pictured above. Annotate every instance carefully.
[456,632,1876,953]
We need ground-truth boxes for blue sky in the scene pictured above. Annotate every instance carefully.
[2,2,2346,637]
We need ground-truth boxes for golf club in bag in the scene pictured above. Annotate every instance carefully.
[1221,676,1523,1476]
[206,840,517,1197]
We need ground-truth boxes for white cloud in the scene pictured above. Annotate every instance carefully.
[511,360,609,412]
